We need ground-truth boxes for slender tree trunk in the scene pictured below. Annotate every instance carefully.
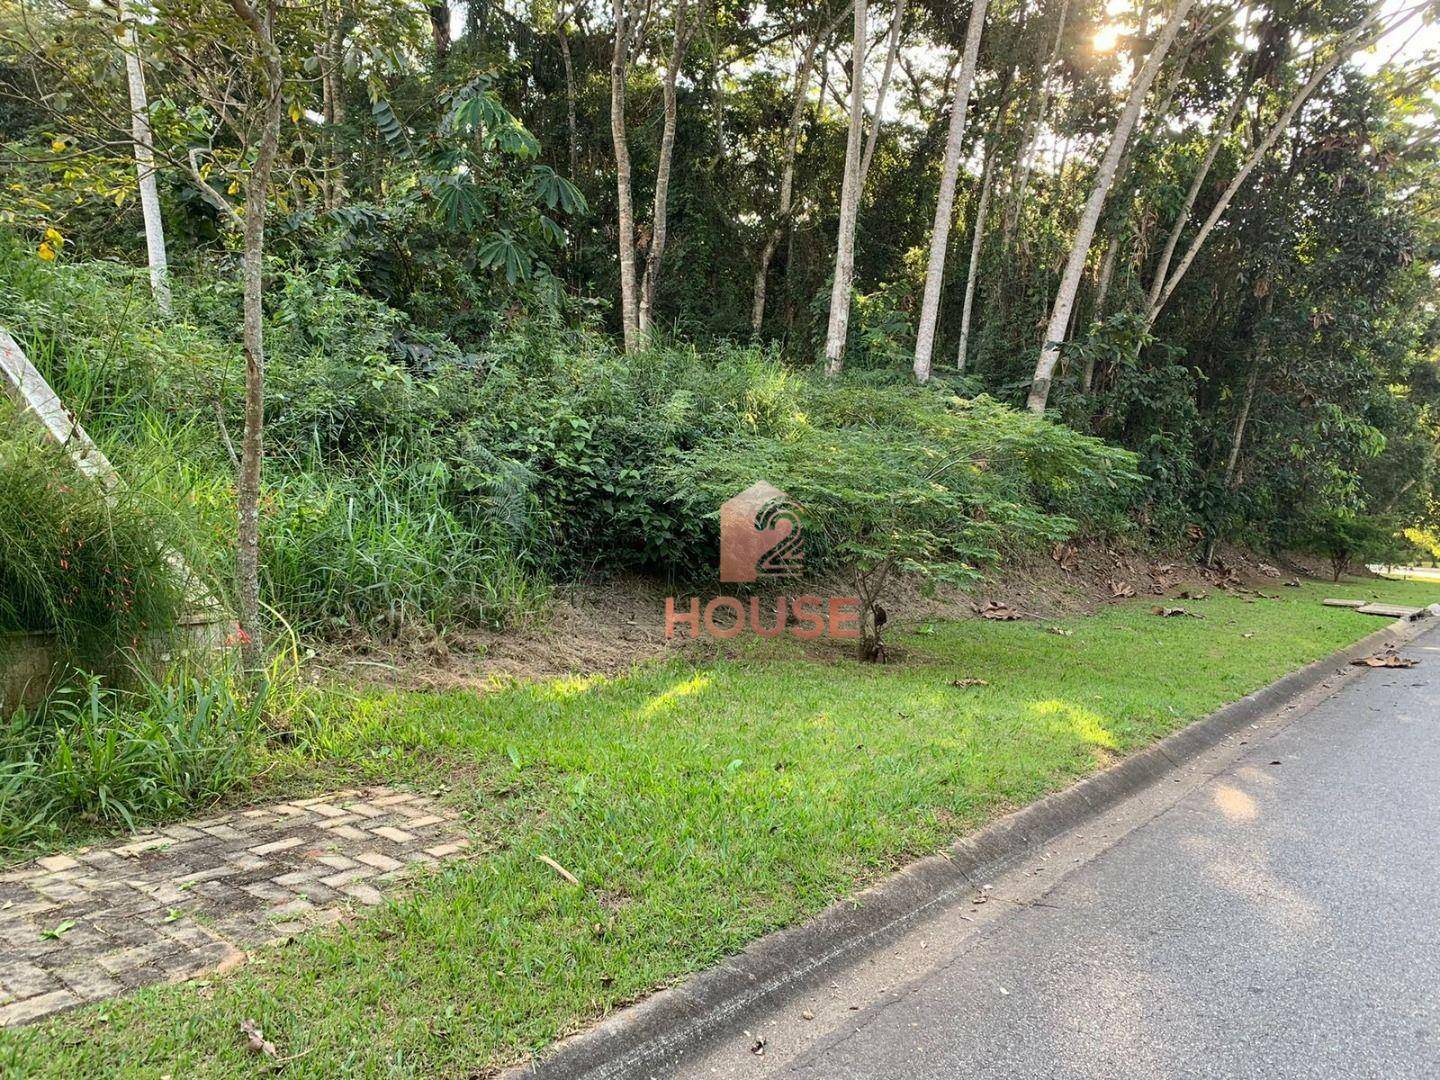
[1146,11,1380,328]
[559,26,580,181]
[228,0,285,676]
[956,146,995,372]
[610,0,640,351]
[321,2,348,209]
[752,23,824,333]
[1224,364,1260,489]
[1081,239,1117,391]
[639,0,696,338]
[1004,0,1071,248]
[1026,0,1196,414]
[912,0,989,381]
[823,0,869,377]
[1224,290,1273,489]
[857,0,905,186]
[116,0,171,314]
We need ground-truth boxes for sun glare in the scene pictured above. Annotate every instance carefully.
[1093,24,1122,53]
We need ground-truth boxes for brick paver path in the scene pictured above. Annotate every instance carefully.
[0,787,470,1027]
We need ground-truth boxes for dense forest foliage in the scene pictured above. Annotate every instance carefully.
[2,0,1438,653]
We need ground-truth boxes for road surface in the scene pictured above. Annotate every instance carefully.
[665,626,1440,1080]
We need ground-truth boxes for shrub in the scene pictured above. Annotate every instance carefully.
[1296,510,1412,581]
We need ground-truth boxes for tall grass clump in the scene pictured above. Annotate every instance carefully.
[0,415,198,663]
[0,667,264,851]
[262,453,547,638]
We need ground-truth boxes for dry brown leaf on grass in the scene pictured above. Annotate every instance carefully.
[1178,590,1208,601]
[949,678,989,688]
[1108,580,1136,599]
[1153,606,1204,618]
[976,600,1021,621]
[1046,626,1073,636]
[1351,652,1419,669]
[240,1019,277,1058]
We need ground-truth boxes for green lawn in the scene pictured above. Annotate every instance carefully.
[3,576,1436,1077]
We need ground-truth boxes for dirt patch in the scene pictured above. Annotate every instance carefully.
[314,548,1357,692]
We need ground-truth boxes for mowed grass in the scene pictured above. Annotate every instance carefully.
[3,576,1436,1077]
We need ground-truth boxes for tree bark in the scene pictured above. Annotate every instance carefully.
[1224,290,1273,489]
[857,0,905,186]
[1081,238,1117,391]
[752,22,823,334]
[116,0,171,314]
[1146,11,1380,328]
[559,26,580,181]
[955,145,995,372]
[1026,0,1197,414]
[823,0,869,377]
[639,0,697,338]
[429,4,451,61]
[610,0,641,351]
[321,1,349,209]
[228,0,285,675]
[912,0,988,381]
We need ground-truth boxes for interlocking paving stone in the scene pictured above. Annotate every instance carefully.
[0,787,470,1027]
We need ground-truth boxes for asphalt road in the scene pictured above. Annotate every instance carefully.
[675,626,1440,1080]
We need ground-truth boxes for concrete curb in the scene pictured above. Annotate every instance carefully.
[509,614,1433,1080]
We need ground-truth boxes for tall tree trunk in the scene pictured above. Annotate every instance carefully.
[857,0,905,186]
[752,22,824,334]
[559,26,580,181]
[1146,10,1381,328]
[321,1,348,209]
[429,4,451,61]
[116,0,171,314]
[823,0,869,377]
[912,0,989,381]
[610,0,640,351]
[1026,0,1196,414]
[228,0,285,676]
[955,145,995,372]
[1224,291,1273,489]
[639,0,696,338]
[1003,0,1071,248]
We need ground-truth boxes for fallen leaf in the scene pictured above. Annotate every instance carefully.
[976,600,1021,620]
[1051,543,1080,572]
[948,678,989,688]
[39,919,76,941]
[1046,626,1073,636]
[1178,590,1208,601]
[1350,652,1419,669]
[1283,579,1301,587]
[1108,580,1136,599]
[1152,606,1203,618]
[239,1018,277,1058]
[802,1010,815,1021]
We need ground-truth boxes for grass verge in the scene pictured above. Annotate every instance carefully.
[2,576,1437,1076]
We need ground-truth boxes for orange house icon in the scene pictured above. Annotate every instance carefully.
[719,481,804,583]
